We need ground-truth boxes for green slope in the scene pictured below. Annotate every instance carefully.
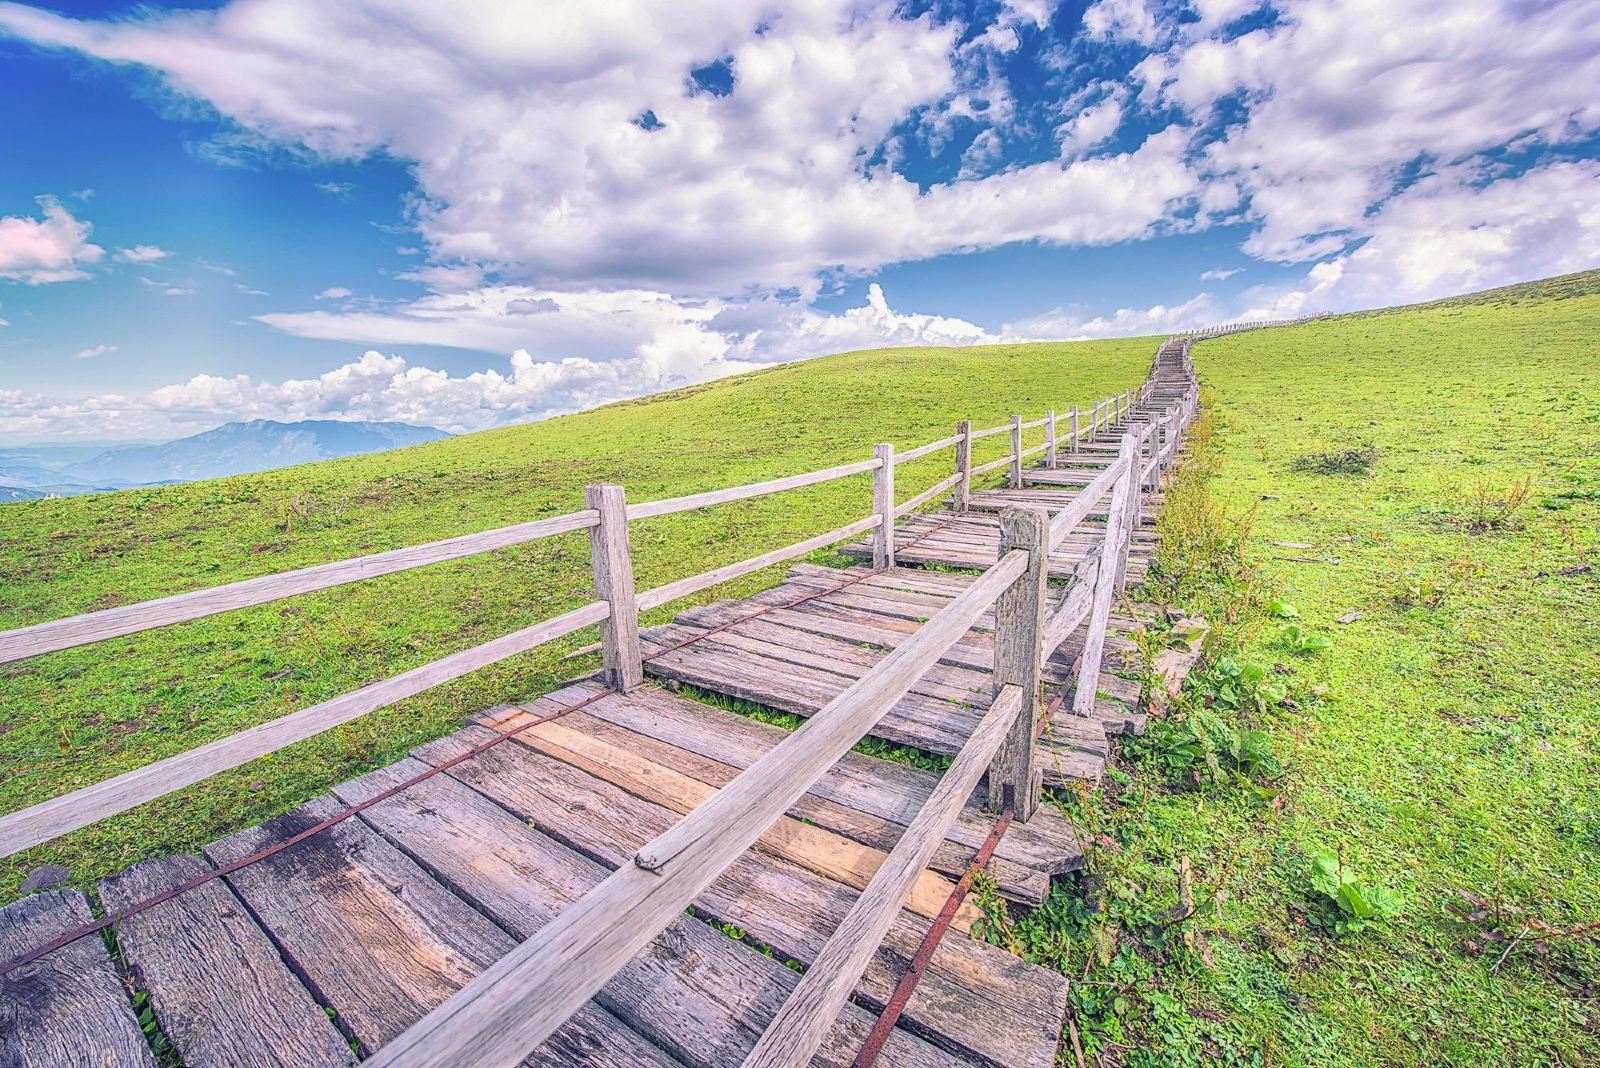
[1029,270,1599,1066]
[0,336,1153,898]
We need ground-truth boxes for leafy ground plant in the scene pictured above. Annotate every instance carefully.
[1292,445,1379,475]
[1307,849,1403,934]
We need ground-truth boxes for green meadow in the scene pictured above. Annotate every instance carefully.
[3,271,1597,1066]
[1013,272,1597,1066]
[0,336,1151,898]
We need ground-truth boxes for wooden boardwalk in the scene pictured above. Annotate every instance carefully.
[0,331,1232,1067]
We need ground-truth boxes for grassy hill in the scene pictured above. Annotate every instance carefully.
[3,271,1597,1065]
[1058,269,1598,1066]
[0,337,1153,898]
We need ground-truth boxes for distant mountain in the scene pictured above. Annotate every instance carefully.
[0,420,449,500]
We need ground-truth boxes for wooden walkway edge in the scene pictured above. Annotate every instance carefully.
[0,326,1266,1067]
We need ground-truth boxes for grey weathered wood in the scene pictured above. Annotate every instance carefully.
[971,454,1013,477]
[1008,414,1023,488]
[0,598,607,859]
[331,760,958,1068]
[635,515,878,612]
[986,508,1048,821]
[365,551,1027,1068]
[0,508,598,665]
[1068,404,1079,452]
[410,724,1067,1068]
[1046,458,1128,552]
[953,419,972,513]
[1072,437,1137,719]
[967,422,1012,440]
[625,457,880,520]
[1114,432,1143,592]
[0,888,155,1067]
[587,483,644,691]
[894,471,963,518]
[98,854,357,1068]
[203,795,672,1067]
[872,444,895,570]
[743,684,1025,1068]
[1044,410,1057,469]
[896,432,962,463]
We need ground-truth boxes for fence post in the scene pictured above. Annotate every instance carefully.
[585,483,643,691]
[1008,414,1023,488]
[1114,430,1143,592]
[1044,409,1057,470]
[985,506,1047,822]
[1068,405,1079,453]
[873,443,895,570]
[1072,436,1137,718]
[953,420,972,513]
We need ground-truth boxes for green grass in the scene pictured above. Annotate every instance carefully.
[0,336,1151,901]
[983,271,1600,1066]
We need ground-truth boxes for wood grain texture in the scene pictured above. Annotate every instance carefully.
[203,795,673,1068]
[986,508,1047,820]
[952,420,972,513]
[587,483,644,691]
[635,515,877,612]
[0,888,155,1068]
[743,684,1026,1068]
[98,854,357,1068]
[0,599,608,860]
[624,457,879,520]
[1008,414,1023,488]
[873,443,895,570]
[332,759,964,1068]
[409,723,1069,1068]
[0,509,598,665]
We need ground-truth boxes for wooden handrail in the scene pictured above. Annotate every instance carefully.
[742,684,1026,1068]
[636,515,879,612]
[0,599,609,858]
[366,548,1032,1068]
[0,508,600,665]
[624,457,881,520]
[895,433,962,463]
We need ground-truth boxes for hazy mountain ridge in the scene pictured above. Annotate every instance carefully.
[0,420,449,499]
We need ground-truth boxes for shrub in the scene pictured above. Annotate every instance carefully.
[1292,445,1379,476]
[1308,850,1402,934]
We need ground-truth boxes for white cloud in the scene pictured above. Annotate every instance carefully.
[1083,0,1163,46]
[162,286,195,296]
[1056,93,1125,158]
[1200,267,1241,281]
[73,343,117,359]
[1005,292,1217,340]
[116,244,170,263]
[0,0,1203,297]
[0,197,104,284]
[1135,0,1600,263]
[3,284,1021,440]
[314,286,353,300]
[1239,160,1600,318]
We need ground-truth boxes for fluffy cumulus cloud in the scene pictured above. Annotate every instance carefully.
[115,244,170,263]
[0,198,104,284]
[0,0,1200,296]
[1,284,1011,440]
[0,0,1597,439]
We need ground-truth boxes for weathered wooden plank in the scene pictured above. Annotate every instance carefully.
[333,759,967,1068]
[0,888,155,1067]
[470,705,973,926]
[744,685,1029,1068]
[624,456,880,520]
[0,598,608,860]
[409,727,1069,1068]
[0,508,599,666]
[557,682,1082,877]
[986,509,1048,820]
[634,515,879,612]
[587,484,644,691]
[202,796,678,1067]
[98,854,357,1068]
[873,443,895,569]
[366,553,1027,1068]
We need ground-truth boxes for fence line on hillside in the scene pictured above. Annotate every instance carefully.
[0,326,1228,1066]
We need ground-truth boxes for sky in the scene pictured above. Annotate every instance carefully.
[0,0,1597,444]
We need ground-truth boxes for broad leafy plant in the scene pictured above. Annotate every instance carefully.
[1308,850,1402,934]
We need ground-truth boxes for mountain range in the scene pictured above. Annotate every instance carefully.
[0,420,449,501]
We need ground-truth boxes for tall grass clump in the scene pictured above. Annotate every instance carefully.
[1146,401,1261,625]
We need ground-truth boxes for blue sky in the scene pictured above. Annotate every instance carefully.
[1,0,1597,442]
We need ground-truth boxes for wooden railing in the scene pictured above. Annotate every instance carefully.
[0,337,1209,1067]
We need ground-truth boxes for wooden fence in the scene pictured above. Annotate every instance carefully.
[0,340,1208,1067]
